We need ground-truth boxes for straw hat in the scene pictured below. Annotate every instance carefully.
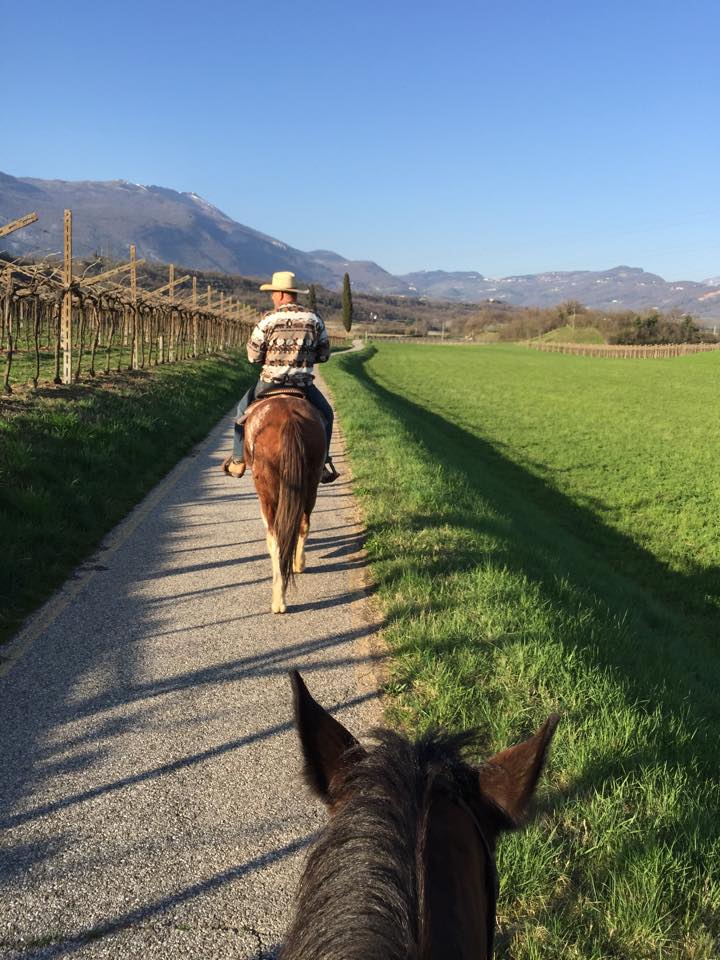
[259,271,309,294]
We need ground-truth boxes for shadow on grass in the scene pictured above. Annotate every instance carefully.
[336,349,720,943]
[340,348,719,733]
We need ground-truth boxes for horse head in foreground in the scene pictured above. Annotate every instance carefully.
[284,671,559,960]
[245,391,326,613]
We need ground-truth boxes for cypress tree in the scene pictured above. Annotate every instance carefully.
[342,273,353,332]
[308,283,317,312]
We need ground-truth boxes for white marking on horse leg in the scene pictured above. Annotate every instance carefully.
[293,516,310,574]
[268,532,286,614]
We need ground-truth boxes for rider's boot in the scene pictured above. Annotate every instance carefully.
[320,457,339,484]
[222,456,246,478]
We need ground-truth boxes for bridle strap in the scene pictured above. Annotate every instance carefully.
[455,796,499,958]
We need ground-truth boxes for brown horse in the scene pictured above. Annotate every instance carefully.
[283,671,559,960]
[245,394,326,614]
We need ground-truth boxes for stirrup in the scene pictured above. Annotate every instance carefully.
[320,459,339,485]
[222,456,246,478]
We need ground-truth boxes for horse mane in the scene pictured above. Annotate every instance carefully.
[281,728,483,960]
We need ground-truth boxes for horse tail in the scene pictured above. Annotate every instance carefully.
[275,410,309,589]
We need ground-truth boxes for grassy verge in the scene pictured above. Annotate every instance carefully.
[323,343,719,959]
[0,353,254,646]
[3,346,148,391]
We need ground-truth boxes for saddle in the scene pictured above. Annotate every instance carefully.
[236,386,317,427]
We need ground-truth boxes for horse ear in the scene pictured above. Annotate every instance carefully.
[478,714,559,828]
[290,670,365,805]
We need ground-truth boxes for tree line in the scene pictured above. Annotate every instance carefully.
[448,299,718,345]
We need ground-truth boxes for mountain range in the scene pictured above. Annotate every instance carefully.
[2,171,719,320]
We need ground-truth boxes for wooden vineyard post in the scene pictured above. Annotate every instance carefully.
[192,276,198,357]
[0,265,5,348]
[3,266,12,394]
[219,291,224,350]
[0,211,38,240]
[206,285,212,353]
[168,264,175,362]
[79,258,145,289]
[238,304,246,344]
[0,213,41,385]
[61,209,73,384]
[129,244,138,369]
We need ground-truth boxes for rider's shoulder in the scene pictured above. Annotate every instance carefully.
[264,303,308,318]
[253,311,275,333]
[266,303,322,323]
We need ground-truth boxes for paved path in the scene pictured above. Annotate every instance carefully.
[0,386,379,959]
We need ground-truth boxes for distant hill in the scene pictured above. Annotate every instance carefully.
[2,171,720,319]
[0,171,340,283]
[398,266,720,320]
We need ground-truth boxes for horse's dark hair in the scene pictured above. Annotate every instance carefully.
[275,407,317,587]
[281,727,495,960]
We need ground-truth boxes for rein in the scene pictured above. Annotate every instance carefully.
[454,795,499,958]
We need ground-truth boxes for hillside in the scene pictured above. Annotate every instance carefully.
[2,171,720,318]
[398,266,720,319]
[0,171,339,283]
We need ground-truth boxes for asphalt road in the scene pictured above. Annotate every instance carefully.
[0,384,379,959]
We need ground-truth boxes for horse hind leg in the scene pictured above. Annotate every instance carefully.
[293,515,310,574]
[268,531,287,614]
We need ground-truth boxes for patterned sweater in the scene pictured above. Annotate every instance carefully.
[247,303,330,385]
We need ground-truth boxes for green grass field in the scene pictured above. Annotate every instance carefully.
[323,343,720,959]
[0,353,254,646]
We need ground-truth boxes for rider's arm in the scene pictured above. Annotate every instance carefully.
[315,315,330,364]
[247,317,269,365]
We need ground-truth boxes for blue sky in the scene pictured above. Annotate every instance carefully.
[3,0,719,280]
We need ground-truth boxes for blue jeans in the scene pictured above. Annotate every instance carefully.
[233,379,334,461]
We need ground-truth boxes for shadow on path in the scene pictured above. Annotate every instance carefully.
[3,835,313,959]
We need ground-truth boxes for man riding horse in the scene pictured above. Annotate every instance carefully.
[222,270,339,485]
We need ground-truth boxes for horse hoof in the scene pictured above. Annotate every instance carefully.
[293,561,306,574]
[272,603,287,614]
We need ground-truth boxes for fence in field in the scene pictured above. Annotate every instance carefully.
[356,333,471,344]
[0,209,288,393]
[524,340,720,359]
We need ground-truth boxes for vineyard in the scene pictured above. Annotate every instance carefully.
[526,339,720,358]
[0,207,351,645]
[0,209,262,394]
